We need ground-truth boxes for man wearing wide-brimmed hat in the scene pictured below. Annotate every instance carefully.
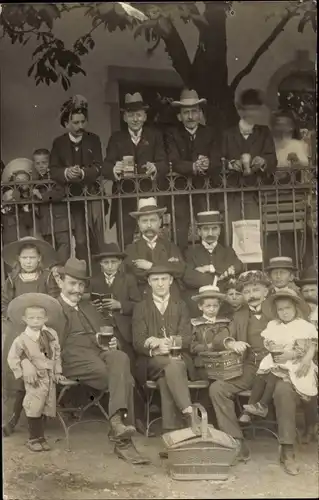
[164,89,221,250]
[50,95,105,263]
[55,257,148,464]
[103,92,169,246]
[132,264,195,437]
[183,211,243,317]
[124,197,185,298]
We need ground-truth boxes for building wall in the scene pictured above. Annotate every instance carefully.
[0,1,316,163]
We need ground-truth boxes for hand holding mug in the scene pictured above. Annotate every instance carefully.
[113,161,124,180]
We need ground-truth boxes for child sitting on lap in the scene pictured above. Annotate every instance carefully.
[242,288,317,419]
[7,293,66,452]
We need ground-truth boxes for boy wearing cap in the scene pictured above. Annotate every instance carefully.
[183,211,243,317]
[190,283,231,379]
[103,92,168,246]
[266,257,300,294]
[165,89,220,251]
[7,293,66,452]
[32,148,72,264]
[50,95,104,262]
[124,197,185,298]
[55,257,148,464]
[132,264,195,433]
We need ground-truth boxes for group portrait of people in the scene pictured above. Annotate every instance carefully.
[1,85,317,476]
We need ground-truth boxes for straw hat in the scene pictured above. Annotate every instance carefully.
[192,284,226,302]
[269,288,310,318]
[7,293,63,330]
[129,197,167,218]
[196,211,223,226]
[93,242,126,261]
[1,158,35,183]
[171,89,207,108]
[122,93,149,112]
[265,257,296,272]
[2,236,58,269]
[60,257,91,281]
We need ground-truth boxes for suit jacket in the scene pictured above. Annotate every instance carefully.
[164,124,221,181]
[89,269,141,343]
[222,124,277,186]
[36,173,71,234]
[183,242,243,290]
[124,236,185,296]
[50,131,102,194]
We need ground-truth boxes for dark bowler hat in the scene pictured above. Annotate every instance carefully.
[147,264,176,277]
[122,93,149,112]
[196,211,223,226]
[265,257,296,272]
[93,243,126,261]
[61,257,91,281]
[296,266,317,287]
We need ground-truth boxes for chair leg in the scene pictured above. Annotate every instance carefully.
[145,389,153,437]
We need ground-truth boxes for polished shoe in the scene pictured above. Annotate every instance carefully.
[233,439,251,464]
[280,445,300,475]
[110,414,136,440]
[114,441,150,465]
[243,402,268,418]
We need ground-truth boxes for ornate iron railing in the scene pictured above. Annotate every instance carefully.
[1,165,317,284]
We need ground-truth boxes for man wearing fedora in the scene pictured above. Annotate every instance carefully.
[54,257,149,464]
[164,89,221,251]
[209,270,304,475]
[50,95,105,262]
[103,92,169,247]
[183,211,243,317]
[124,197,185,298]
[132,264,195,434]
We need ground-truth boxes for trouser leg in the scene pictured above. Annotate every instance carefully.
[103,350,134,420]
[174,196,190,252]
[303,397,318,429]
[209,364,257,439]
[27,417,44,440]
[54,231,71,264]
[273,380,299,445]
[164,359,192,411]
[248,374,269,404]
[72,206,89,262]
[157,377,184,431]
[259,373,277,406]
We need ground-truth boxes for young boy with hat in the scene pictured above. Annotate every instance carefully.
[190,282,231,379]
[103,92,168,246]
[266,257,300,294]
[183,210,243,317]
[7,293,66,451]
[32,148,72,264]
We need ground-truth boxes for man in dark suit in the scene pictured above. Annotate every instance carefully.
[55,257,149,464]
[221,89,277,238]
[103,92,169,247]
[183,211,243,317]
[49,95,105,263]
[164,89,221,252]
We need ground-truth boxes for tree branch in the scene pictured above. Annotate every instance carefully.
[230,6,300,92]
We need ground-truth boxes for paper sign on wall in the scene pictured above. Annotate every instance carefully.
[232,219,263,263]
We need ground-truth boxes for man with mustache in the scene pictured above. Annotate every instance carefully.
[124,197,185,298]
[50,95,105,263]
[165,89,221,252]
[209,270,305,475]
[183,211,243,317]
[32,257,148,464]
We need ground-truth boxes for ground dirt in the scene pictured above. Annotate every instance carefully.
[3,414,318,500]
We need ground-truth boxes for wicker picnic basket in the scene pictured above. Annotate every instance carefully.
[162,404,238,481]
[198,350,244,380]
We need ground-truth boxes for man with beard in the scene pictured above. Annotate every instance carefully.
[183,211,243,317]
[165,89,220,252]
[44,257,149,464]
[209,271,305,475]
[103,92,168,247]
[50,95,105,263]
[124,197,185,298]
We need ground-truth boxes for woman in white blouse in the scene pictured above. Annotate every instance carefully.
[271,110,309,169]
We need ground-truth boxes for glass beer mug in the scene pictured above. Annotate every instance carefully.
[96,326,114,350]
[169,335,182,359]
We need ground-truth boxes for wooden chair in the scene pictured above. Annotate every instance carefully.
[144,379,209,437]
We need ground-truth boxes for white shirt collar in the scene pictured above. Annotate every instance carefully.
[202,240,218,253]
[24,326,41,341]
[69,133,83,144]
[185,125,198,136]
[19,272,39,282]
[143,234,158,249]
[104,273,116,285]
[60,293,79,310]
[202,315,216,324]
[153,293,170,315]
[128,127,142,145]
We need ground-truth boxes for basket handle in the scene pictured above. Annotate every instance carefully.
[191,403,209,440]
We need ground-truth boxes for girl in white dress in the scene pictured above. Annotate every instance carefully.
[243,288,317,418]
[271,110,309,170]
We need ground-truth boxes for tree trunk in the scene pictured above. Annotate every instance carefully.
[190,2,238,137]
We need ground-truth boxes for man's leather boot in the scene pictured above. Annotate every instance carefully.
[279,444,300,475]
[109,413,136,440]
[232,439,251,464]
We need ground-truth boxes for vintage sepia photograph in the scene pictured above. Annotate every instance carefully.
[1,1,317,499]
